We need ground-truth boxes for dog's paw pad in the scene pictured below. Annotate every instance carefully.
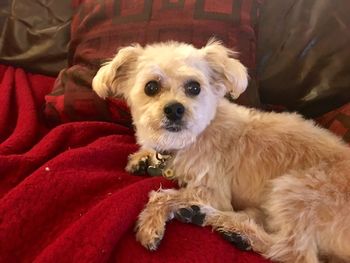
[218,231,252,251]
[175,205,206,226]
[190,205,200,213]
[127,156,149,175]
[175,208,193,223]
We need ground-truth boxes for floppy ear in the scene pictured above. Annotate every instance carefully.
[92,44,142,99]
[201,39,248,99]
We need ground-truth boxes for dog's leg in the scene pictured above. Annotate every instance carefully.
[175,205,272,254]
[262,173,321,263]
[263,165,350,263]
[136,186,272,253]
[135,187,207,250]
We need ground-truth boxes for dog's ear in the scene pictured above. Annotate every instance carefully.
[201,39,248,99]
[92,44,142,99]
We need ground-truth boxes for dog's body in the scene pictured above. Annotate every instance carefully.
[92,40,350,263]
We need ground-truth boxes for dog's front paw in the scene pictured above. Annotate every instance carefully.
[126,155,149,174]
[126,149,156,174]
[135,220,165,251]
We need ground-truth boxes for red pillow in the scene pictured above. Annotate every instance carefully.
[44,0,264,126]
[316,103,350,144]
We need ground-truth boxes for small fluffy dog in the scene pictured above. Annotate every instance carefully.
[92,40,350,263]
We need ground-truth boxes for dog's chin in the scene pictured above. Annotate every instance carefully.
[156,131,196,152]
[163,121,184,133]
[138,124,197,152]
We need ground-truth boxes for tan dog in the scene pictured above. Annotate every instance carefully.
[92,40,350,263]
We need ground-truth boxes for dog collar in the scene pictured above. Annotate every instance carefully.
[146,152,175,180]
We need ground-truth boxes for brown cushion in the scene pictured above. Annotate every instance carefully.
[44,0,264,126]
[257,0,350,118]
[0,0,72,76]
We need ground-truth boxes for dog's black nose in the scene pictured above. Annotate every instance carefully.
[164,102,185,121]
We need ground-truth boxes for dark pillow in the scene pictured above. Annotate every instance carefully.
[257,0,350,118]
[44,0,264,126]
[0,0,72,76]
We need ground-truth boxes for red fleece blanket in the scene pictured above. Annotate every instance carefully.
[0,65,269,263]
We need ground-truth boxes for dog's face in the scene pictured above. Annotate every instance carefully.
[92,40,248,151]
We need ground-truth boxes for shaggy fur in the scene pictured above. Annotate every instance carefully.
[92,40,350,263]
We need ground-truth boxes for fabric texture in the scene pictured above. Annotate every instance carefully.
[316,103,350,143]
[44,0,263,126]
[0,0,72,76]
[0,64,270,262]
[257,0,350,118]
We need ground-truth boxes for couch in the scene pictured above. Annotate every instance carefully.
[0,1,349,262]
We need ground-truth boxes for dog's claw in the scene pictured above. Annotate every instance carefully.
[146,237,162,251]
[175,205,206,226]
[218,231,252,251]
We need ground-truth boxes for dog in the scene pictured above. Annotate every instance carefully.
[92,40,350,263]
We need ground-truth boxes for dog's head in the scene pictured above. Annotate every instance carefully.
[92,40,248,151]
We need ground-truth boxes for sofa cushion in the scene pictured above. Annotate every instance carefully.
[257,0,350,118]
[44,0,264,126]
[0,0,72,76]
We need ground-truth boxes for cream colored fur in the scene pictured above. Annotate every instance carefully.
[92,40,350,263]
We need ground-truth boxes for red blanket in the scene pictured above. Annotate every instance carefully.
[0,65,269,263]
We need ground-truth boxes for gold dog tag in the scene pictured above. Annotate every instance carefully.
[162,168,175,179]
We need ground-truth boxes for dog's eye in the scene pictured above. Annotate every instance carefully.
[144,81,160,96]
[185,81,201,96]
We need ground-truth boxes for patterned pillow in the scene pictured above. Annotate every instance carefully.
[44,0,264,126]
[316,103,350,144]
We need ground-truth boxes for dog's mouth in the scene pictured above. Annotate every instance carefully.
[163,121,184,132]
